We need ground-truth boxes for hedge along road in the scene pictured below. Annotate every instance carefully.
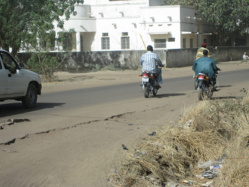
[0,62,248,187]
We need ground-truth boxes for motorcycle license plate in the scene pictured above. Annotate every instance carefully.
[142,77,149,82]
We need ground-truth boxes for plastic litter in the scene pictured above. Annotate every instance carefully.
[148,131,156,136]
[141,151,146,155]
[198,160,213,169]
[181,180,194,185]
[196,174,205,180]
[121,144,128,150]
[202,170,215,179]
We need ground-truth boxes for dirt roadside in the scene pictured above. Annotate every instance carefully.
[0,61,248,187]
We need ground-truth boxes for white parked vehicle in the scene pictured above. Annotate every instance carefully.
[0,49,42,108]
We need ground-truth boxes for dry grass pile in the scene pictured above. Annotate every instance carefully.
[109,95,249,187]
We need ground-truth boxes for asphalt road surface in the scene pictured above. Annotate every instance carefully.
[0,67,249,144]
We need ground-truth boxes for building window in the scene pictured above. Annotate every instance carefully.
[190,39,193,48]
[183,38,186,48]
[59,32,76,51]
[101,33,110,50]
[80,35,83,52]
[121,32,130,49]
[154,39,166,48]
[63,33,72,51]
[168,38,175,42]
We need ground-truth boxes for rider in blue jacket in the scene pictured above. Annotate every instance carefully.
[193,50,219,88]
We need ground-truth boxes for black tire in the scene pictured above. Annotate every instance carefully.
[194,78,197,90]
[198,86,204,101]
[153,88,158,96]
[198,81,205,101]
[144,84,150,98]
[209,90,213,99]
[205,87,210,100]
[208,85,213,99]
[22,84,37,108]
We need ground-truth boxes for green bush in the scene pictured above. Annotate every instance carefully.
[27,53,59,82]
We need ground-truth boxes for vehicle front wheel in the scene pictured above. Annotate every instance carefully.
[22,84,37,108]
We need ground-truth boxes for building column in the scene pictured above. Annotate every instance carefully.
[76,32,81,52]
[197,32,202,47]
[55,32,59,52]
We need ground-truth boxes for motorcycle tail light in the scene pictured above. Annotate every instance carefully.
[143,73,149,78]
[198,75,205,80]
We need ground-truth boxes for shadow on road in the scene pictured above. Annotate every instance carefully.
[0,102,65,118]
[218,85,232,88]
[156,93,186,98]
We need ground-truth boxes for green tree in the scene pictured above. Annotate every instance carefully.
[161,0,249,45]
[0,0,84,56]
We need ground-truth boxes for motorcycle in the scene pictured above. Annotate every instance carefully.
[195,67,220,101]
[195,73,215,101]
[139,71,160,98]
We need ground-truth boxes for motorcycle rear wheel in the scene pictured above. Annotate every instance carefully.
[198,85,205,101]
[208,85,213,99]
[144,86,150,98]
[194,78,197,90]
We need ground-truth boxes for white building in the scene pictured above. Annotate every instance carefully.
[54,0,214,52]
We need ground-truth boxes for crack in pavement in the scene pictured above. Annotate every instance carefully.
[0,112,135,146]
[0,104,169,146]
[0,119,31,130]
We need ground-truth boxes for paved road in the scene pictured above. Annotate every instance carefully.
[2,68,248,111]
[0,68,249,144]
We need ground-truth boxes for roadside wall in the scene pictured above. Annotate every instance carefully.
[17,47,249,71]
[166,47,249,67]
